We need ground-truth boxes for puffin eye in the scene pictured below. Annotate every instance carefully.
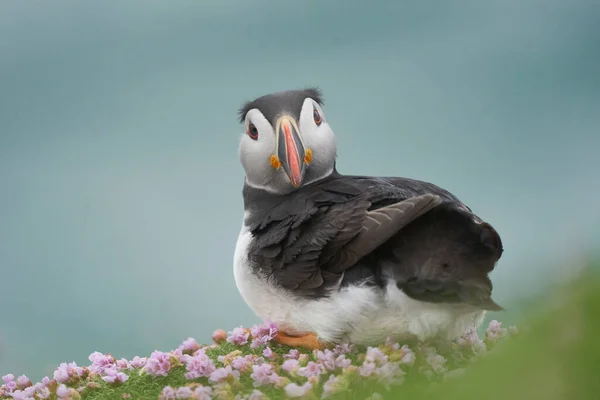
[313,108,322,126]
[247,122,259,140]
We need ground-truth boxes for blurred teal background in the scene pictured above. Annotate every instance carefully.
[1,0,599,381]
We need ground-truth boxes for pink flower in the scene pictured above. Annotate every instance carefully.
[486,320,508,342]
[193,386,213,400]
[88,352,116,374]
[209,365,240,383]
[231,355,255,372]
[359,361,377,377]
[298,361,324,378]
[56,384,70,398]
[130,356,147,368]
[175,386,193,398]
[248,389,266,400]
[283,349,300,359]
[179,338,201,353]
[281,359,300,373]
[399,345,416,366]
[181,349,216,380]
[249,321,278,348]
[335,354,352,369]
[144,351,172,377]
[15,375,31,389]
[262,346,276,360]
[250,363,279,386]
[365,347,388,364]
[315,349,336,370]
[226,326,250,345]
[332,343,354,355]
[158,386,176,400]
[284,382,312,397]
[101,367,129,384]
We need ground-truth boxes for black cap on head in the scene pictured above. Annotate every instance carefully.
[237,87,324,124]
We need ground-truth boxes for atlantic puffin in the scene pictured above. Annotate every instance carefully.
[233,88,504,350]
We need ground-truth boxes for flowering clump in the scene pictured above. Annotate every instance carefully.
[0,320,516,399]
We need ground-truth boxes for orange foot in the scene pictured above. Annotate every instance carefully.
[274,331,326,351]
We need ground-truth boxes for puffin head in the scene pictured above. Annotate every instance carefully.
[237,87,337,194]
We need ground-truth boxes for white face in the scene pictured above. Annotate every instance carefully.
[239,97,337,194]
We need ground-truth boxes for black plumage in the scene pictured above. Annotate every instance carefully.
[243,169,504,310]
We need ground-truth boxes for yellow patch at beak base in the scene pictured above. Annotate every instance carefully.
[270,155,282,169]
[304,148,313,165]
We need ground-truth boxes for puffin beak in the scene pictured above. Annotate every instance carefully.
[275,115,306,187]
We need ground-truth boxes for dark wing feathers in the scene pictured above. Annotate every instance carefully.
[324,194,443,272]
[271,199,371,292]
[381,204,504,310]
[245,173,503,307]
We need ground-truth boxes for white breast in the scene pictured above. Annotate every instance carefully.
[233,220,486,344]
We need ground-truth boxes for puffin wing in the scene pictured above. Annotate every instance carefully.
[271,194,442,293]
[384,204,505,311]
[325,193,443,272]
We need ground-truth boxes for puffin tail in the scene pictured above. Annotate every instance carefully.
[480,297,505,311]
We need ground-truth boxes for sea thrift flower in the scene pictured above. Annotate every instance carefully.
[4,380,17,393]
[298,361,324,378]
[193,385,213,400]
[116,358,130,369]
[181,349,216,379]
[175,386,193,398]
[209,365,240,383]
[15,375,31,389]
[232,355,255,372]
[281,359,300,374]
[399,345,416,366]
[284,382,312,397]
[227,326,250,345]
[250,363,279,386]
[332,343,354,355]
[457,329,487,355]
[249,321,278,348]
[248,389,266,400]
[88,352,116,374]
[218,350,243,366]
[365,347,388,364]
[101,367,129,384]
[262,346,275,360]
[486,320,508,342]
[53,366,70,384]
[283,349,300,359]
[359,361,377,377]
[37,387,51,399]
[56,384,78,399]
[144,351,172,377]
[129,356,147,368]
[212,329,228,344]
[179,337,201,353]
[315,349,336,370]
[158,386,176,400]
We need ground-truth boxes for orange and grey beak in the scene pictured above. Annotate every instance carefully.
[274,115,307,187]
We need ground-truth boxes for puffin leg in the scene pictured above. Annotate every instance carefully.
[274,331,325,350]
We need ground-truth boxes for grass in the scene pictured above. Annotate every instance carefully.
[2,263,599,399]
